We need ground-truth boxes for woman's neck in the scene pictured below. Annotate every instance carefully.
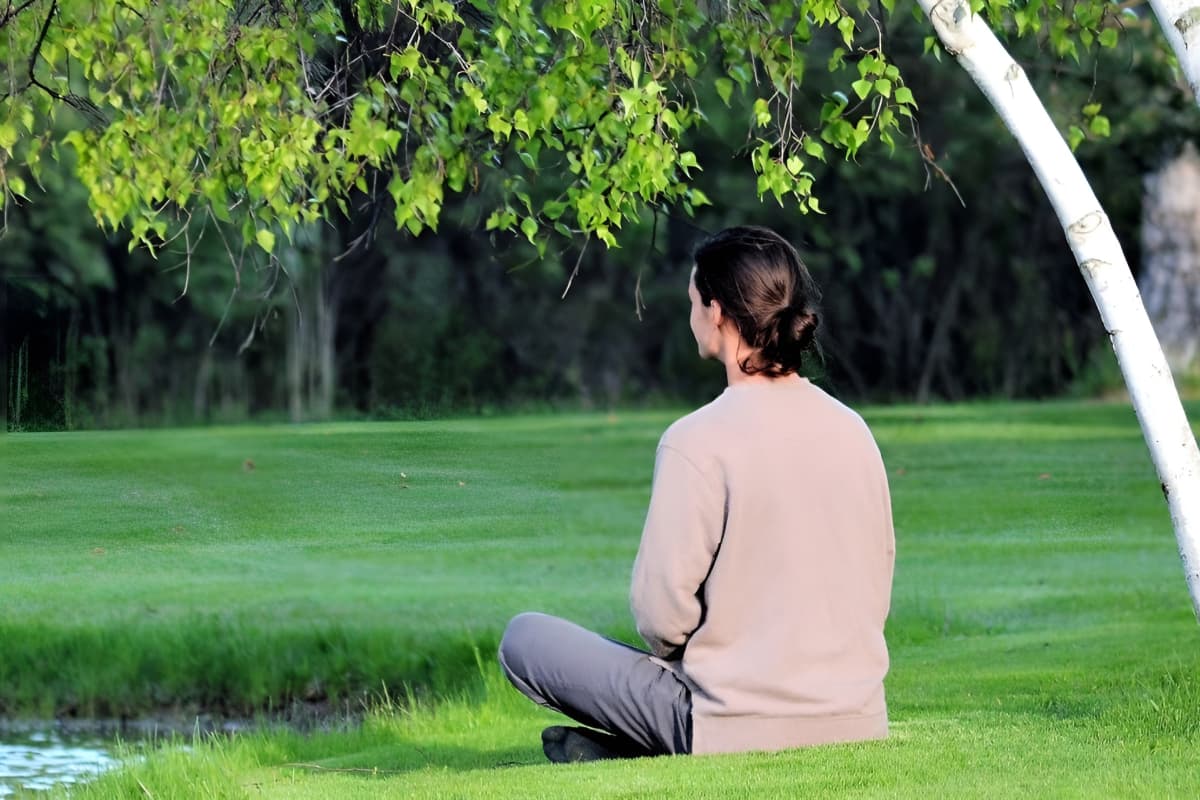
[723,357,804,388]
[716,328,803,388]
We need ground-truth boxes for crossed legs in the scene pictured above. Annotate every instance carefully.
[498,612,692,760]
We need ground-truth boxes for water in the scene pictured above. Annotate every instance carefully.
[0,731,117,796]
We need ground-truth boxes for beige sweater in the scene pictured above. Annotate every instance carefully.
[631,377,895,755]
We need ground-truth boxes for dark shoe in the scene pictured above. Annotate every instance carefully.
[541,725,645,763]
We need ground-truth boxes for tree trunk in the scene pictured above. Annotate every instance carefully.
[916,263,968,404]
[315,274,337,420]
[286,294,305,423]
[1140,143,1200,375]
[110,297,137,426]
[86,298,111,425]
[64,308,80,430]
[1150,1,1200,99]
[918,0,1200,623]
[12,337,27,429]
[1,276,7,433]
[193,347,213,422]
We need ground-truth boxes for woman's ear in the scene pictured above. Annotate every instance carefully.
[709,299,726,329]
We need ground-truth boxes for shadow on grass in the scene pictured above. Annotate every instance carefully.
[280,742,542,777]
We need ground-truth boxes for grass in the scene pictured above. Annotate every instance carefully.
[2,399,1199,797]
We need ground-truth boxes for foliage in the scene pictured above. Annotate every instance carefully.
[6,5,1200,427]
[0,0,933,257]
[3,2,1197,428]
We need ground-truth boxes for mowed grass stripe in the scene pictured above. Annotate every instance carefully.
[1,402,1196,712]
[2,399,1195,796]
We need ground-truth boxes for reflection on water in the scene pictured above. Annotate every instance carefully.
[0,731,117,796]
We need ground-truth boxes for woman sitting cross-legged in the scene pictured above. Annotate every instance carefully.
[498,225,896,761]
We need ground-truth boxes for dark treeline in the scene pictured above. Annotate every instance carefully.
[4,15,1198,430]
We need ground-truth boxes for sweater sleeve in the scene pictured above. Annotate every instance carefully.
[630,442,726,659]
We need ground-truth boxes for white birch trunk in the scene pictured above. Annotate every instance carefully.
[916,0,1200,623]
[1150,0,1200,100]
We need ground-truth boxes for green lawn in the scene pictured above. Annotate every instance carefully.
[3,401,1199,797]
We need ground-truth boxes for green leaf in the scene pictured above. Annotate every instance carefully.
[1099,28,1119,49]
[255,229,276,254]
[487,114,513,141]
[0,122,17,152]
[803,138,826,161]
[874,78,892,98]
[389,48,421,79]
[513,109,531,138]
[520,216,537,243]
[1089,115,1111,138]
[1068,124,1085,152]
[1082,103,1102,118]
[837,15,855,46]
[851,79,873,101]
[895,86,916,106]
[715,77,734,106]
[753,98,771,127]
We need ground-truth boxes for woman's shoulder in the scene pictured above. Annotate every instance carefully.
[657,392,743,458]
[663,380,876,451]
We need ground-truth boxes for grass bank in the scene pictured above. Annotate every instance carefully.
[2,401,1198,796]
[2,414,666,716]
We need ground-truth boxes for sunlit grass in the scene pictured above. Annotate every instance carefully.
[3,399,1199,796]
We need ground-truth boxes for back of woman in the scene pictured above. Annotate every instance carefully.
[634,378,894,753]
[500,225,896,762]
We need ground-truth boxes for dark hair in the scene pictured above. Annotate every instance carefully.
[693,225,822,378]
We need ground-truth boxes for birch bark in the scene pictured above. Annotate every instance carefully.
[1150,0,1200,100]
[915,0,1200,622]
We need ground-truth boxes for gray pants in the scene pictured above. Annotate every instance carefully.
[498,612,692,755]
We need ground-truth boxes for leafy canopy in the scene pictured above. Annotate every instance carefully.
[0,0,1124,257]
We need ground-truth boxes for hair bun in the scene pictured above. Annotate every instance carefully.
[756,306,818,371]
[775,306,818,349]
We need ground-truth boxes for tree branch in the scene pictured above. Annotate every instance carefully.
[0,0,41,31]
[561,234,590,299]
[26,0,57,83]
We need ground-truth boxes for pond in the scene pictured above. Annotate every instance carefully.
[0,730,118,796]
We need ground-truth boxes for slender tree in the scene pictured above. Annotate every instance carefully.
[1150,0,1200,99]
[916,0,1200,622]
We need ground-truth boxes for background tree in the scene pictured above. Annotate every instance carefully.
[5,1,1200,430]
[1140,143,1200,377]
